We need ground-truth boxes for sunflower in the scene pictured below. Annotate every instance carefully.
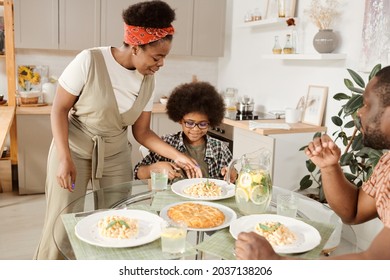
[18,65,41,91]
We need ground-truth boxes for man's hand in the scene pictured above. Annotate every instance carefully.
[305,134,341,169]
[235,232,281,260]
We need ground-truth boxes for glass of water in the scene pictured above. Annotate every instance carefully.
[277,193,299,218]
[150,168,168,191]
[161,220,187,259]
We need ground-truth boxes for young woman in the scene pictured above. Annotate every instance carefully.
[34,0,201,260]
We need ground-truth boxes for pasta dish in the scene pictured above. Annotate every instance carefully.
[183,180,222,197]
[98,215,138,239]
[254,221,296,246]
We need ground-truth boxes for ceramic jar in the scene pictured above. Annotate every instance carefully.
[313,29,338,53]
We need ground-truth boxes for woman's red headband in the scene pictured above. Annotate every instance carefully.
[124,24,175,46]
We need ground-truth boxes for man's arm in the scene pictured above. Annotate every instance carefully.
[306,135,377,224]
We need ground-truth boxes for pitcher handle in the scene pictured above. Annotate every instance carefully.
[226,158,238,185]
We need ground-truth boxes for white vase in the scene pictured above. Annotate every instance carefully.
[42,82,56,104]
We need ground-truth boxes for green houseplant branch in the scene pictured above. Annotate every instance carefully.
[299,64,384,202]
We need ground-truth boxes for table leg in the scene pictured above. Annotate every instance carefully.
[195,231,205,260]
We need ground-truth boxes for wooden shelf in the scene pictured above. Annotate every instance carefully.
[239,18,295,28]
[262,53,347,60]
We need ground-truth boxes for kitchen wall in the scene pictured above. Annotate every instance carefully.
[218,0,386,251]
[219,0,389,134]
[0,49,219,101]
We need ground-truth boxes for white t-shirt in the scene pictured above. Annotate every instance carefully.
[58,46,154,113]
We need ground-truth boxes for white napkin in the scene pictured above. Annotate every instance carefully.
[248,121,291,130]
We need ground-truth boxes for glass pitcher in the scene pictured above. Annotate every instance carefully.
[227,148,273,215]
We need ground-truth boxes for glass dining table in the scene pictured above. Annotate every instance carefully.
[53,180,358,260]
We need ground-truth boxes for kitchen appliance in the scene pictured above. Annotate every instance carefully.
[207,123,233,153]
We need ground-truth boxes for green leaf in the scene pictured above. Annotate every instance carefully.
[313,132,322,139]
[368,64,382,81]
[344,78,354,89]
[344,94,363,115]
[344,120,355,128]
[340,152,354,165]
[306,160,316,172]
[347,68,365,88]
[299,176,313,190]
[349,87,364,94]
[333,93,350,100]
[331,116,343,126]
[351,134,364,151]
[344,172,357,182]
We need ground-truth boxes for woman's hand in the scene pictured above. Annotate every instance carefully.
[56,157,76,192]
[305,134,341,169]
[235,232,281,260]
[174,153,202,179]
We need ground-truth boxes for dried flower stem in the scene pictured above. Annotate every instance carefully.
[304,0,341,30]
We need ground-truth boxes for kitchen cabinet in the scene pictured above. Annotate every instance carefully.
[233,126,275,178]
[14,0,58,49]
[17,113,52,194]
[14,0,100,50]
[232,125,324,191]
[165,0,226,57]
[14,0,226,56]
[100,0,138,46]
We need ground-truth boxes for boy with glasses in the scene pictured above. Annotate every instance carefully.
[134,81,236,182]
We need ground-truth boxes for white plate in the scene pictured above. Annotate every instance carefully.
[160,201,237,232]
[229,214,321,254]
[171,178,235,201]
[75,209,164,248]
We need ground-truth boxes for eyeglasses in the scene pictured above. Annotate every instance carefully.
[183,120,209,129]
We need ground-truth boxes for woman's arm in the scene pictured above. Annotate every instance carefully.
[51,85,78,191]
[132,111,202,178]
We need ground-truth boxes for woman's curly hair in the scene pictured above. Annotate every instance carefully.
[166,82,226,127]
[122,0,175,47]
[122,0,175,27]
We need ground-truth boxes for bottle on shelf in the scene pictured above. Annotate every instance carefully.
[272,36,282,54]
[283,34,293,54]
[286,18,299,54]
[278,0,285,18]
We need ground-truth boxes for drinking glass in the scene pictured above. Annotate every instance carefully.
[277,193,299,218]
[150,168,168,191]
[160,220,187,258]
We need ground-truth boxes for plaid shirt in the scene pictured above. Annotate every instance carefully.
[134,131,232,180]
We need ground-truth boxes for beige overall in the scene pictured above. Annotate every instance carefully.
[34,49,154,259]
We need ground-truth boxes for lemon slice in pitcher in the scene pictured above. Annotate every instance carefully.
[238,173,252,189]
[250,185,269,205]
[235,187,249,203]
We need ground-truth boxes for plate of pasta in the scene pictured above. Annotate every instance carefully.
[171,178,235,200]
[229,214,321,254]
[75,209,164,248]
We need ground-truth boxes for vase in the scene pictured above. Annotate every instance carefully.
[313,29,338,53]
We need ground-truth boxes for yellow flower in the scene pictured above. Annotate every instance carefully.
[18,65,41,91]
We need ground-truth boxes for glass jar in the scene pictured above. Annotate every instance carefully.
[272,36,282,54]
[283,34,293,54]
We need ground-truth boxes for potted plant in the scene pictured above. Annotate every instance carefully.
[17,65,42,104]
[299,64,384,202]
[304,0,341,53]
